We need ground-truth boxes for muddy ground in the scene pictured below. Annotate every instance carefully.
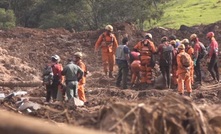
[0,22,221,133]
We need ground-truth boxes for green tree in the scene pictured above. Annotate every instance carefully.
[0,8,16,29]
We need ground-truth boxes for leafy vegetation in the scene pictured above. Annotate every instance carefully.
[0,0,167,31]
[0,8,16,29]
[146,0,221,29]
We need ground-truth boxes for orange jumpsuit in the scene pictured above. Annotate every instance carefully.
[176,50,193,94]
[186,46,194,84]
[95,32,118,74]
[131,60,141,85]
[171,48,178,87]
[75,60,87,102]
[134,39,156,84]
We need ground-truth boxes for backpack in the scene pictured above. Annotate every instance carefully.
[198,42,208,59]
[162,44,173,65]
[116,45,126,60]
[43,66,53,85]
[180,53,191,68]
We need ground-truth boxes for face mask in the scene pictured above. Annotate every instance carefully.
[191,41,194,45]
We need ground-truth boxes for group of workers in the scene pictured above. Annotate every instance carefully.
[42,52,88,103]
[95,25,219,97]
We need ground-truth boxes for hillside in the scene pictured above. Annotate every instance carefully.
[146,0,221,29]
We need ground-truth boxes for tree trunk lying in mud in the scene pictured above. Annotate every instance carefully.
[0,81,42,87]
[0,110,108,134]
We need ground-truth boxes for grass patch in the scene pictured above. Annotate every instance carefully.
[145,0,221,30]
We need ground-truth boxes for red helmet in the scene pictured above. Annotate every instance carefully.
[206,32,214,38]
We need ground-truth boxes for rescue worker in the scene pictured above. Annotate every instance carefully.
[130,51,141,87]
[62,58,84,100]
[157,36,174,89]
[134,33,157,89]
[42,60,53,103]
[51,55,64,102]
[116,37,130,89]
[169,35,180,48]
[74,52,87,102]
[170,40,178,89]
[176,44,193,97]
[190,34,202,85]
[94,25,118,78]
[206,32,219,83]
[182,39,194,84]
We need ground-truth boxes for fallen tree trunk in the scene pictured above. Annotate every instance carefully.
[0,81,42,87]
[0,110,108,134]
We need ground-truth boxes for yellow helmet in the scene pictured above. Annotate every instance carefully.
[181,38,189,44]
[178,44,185,49]
[190,34,197,41]
[105,25,113,32]
[170,40,176,45]
[74,52,83,58]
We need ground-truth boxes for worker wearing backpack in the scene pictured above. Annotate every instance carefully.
[170,40,178,89]
[207,32,219,83]
[176,44,193,97]
[157,36,174,89]
[182,39,194,85]
[190,34,203,85]
[95,25,119,78]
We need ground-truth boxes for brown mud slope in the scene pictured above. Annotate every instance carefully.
[0,22,221,133]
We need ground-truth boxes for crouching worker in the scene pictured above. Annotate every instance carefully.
[74,52,87,102]
[62,58,84,100]
[116,37,130,89]
[176,44,193,97]
[130,51,141,88]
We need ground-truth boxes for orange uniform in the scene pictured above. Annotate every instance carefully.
[185,46,194,84]
[130,60,141,86]
[75,60,87,102]
[134,39,156,84]
[95,32,118,75]
[176,50,193,94]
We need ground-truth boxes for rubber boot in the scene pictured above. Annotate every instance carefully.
[187,92,191,97]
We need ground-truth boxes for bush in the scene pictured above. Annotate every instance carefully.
[0,8,16,29]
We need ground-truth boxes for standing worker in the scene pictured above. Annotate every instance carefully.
[190,34,203,85]
[176,44,193,97]
[51,55,64,102]
[170,40,178,89]
[62,58,84,100]
[157,36,174,89]
[115,37,130,89]
[182,39,194,85]
[206,32,219,83]
[134,33,157,89]
[94,25,119,78]
[74,52,87,102]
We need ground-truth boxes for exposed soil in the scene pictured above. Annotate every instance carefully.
[0,22,221,133]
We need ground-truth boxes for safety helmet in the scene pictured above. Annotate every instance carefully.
[178,44,185,50]
[51,54,60,62]
[170,40,176,45]
[105,25,113,32]
[145,33,152,40]
[74,52,83,58]
[181,38,189,44]
[206,32,215,38]
[190,34,197,41]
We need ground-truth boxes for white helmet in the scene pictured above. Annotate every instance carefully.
[105,25,113,32]
[51,54,60,62]
[145,33,152,40]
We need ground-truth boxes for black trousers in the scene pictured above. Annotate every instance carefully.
[160,62,171,88]
[208,54,219,81]
[194,58,202,83]
[51,80,59,100]
[116,62,129,89]
[46,84,53,102]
